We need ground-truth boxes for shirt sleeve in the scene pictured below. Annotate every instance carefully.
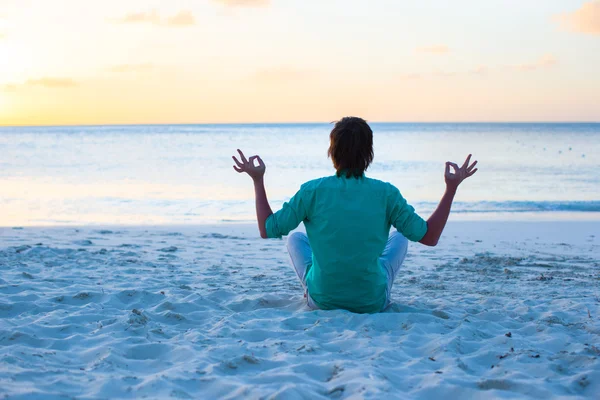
[388,185,428,242]
[265,188,308,239]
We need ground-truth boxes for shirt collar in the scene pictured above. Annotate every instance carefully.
[336,169,365,179]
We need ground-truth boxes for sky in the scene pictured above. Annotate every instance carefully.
[0,0,599,125]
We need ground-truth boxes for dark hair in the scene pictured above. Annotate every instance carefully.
[327,116,374,179]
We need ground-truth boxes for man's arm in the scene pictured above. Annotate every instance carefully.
[253,177,273,239]
[233,149,307,239]
[232,149,273,239]
[419,154,478,247]
[419,187,456,246]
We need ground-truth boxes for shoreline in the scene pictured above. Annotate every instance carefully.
[3,212,600,230]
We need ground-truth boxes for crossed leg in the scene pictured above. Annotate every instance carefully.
[286,230,409,311]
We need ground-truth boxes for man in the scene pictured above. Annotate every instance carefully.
[232,117,477,313]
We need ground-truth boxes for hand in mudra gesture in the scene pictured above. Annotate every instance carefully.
[445,154,478,190]
[232,149,266,181]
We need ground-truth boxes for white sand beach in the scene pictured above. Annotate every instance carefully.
[0,221,598,399]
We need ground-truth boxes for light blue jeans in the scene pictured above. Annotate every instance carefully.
[286,231,409,311]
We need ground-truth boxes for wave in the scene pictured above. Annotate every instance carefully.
[418,201,600,214]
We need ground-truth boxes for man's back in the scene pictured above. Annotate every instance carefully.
[233,116,478,313]
[266,173,427,313]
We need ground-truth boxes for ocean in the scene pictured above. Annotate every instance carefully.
[0,123,598,226]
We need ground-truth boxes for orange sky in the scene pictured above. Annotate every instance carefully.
[0,0,599,125]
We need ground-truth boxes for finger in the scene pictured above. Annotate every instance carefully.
[232,156,244,168]
[467,168,478,177]
[237,149,248,164]
[461,154,472,169]
[445,162,451,175]
[256,156,265,167]
[467,160,478,172]
[249,156,258,167]
[449,162,459,172]
[233,165,243,173]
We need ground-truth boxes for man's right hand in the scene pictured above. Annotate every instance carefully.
[445,154,478,191]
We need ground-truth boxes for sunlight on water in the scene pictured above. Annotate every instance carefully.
[0,123,598,226]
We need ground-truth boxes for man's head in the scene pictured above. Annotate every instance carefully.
[328,117,374,178]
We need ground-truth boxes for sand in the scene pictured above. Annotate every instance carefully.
[0,221,598,399]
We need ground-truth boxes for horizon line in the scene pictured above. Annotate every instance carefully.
[1,121,599,128]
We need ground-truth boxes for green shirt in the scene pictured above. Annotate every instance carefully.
[265,174,428,313]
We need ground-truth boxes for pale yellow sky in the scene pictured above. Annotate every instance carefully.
[0,0,599,125]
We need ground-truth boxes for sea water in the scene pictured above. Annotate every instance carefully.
[0,123,598,226]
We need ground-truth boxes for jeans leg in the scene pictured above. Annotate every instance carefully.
[379,231,409,309]
[286,232,313,290]
[286,232,320,309]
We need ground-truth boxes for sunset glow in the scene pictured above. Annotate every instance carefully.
[1,0,599,125]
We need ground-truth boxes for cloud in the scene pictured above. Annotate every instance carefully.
[399,73,422,80]
[510,54,557,72]
[557,1,600,35]
[117,10,161,24]
[251,67,315,83]
[1,78,79,91]
[213,0,270,6]
[0,84,18,92]
[165,11,195,26]
[469,65,489,75]
[26,78,79,88]
[107,63,155,73]
[398,57,554,81]
[115,10,195,27]
[433,70,457,77]
[415,45,450,54]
